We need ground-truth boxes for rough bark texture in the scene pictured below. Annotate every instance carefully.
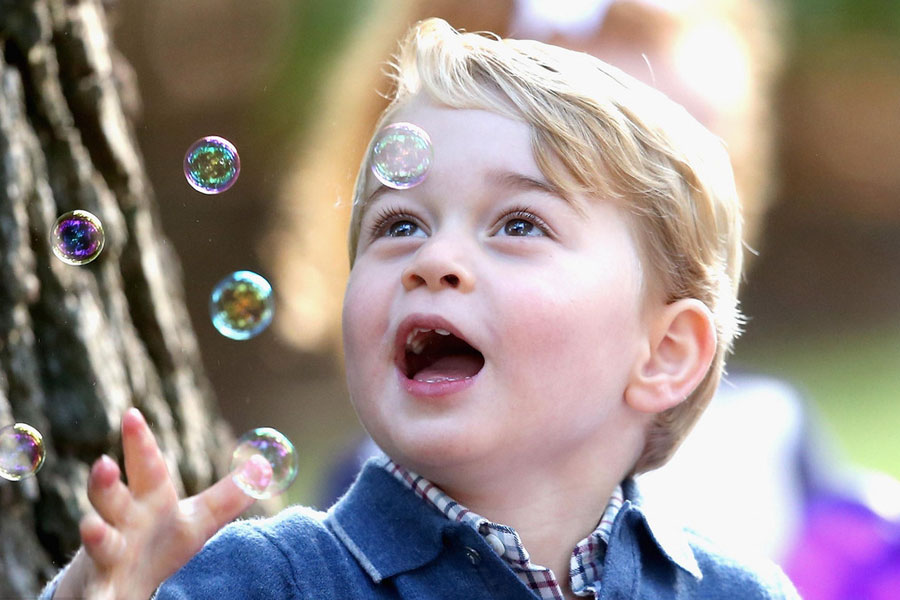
[0,0,233,596]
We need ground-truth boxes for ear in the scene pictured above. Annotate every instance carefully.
[625,298,717,414]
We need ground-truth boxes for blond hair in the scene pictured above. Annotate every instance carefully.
[348,18,744,473]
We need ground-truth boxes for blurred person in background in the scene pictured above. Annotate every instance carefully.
[272,2,898,598]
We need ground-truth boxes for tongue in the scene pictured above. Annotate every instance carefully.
[413,354,483,382]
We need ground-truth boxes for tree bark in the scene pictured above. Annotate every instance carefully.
[0,0,232,596]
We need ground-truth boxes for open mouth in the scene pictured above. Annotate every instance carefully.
[398,325,485,383]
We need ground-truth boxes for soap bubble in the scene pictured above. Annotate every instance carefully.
[370,122,433,190]
[0,423,46,481]
[209,270,274,340]
[230,427,298,499]
[51,210,105,265]
[184,136,240,194]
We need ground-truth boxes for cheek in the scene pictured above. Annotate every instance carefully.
[495,272,642,389]
[342,269,390,378]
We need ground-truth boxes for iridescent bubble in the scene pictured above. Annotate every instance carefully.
[209,270,274,340]
[0,423,46,481]
[230,427,298,499]
[184,136,240,194]
[51,210,105,265]
[370,122,433,190]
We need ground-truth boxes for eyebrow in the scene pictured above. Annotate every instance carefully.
[359,169,584,220]
[485,170,585,216]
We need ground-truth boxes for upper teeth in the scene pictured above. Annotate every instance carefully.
[406,327,452,354]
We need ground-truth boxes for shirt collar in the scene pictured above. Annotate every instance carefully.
[326,457,701,586]
[325,457,454,582]
[619,478,703,580]
[378,456,625,597]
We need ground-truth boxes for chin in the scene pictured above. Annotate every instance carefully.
[380,427,485,473]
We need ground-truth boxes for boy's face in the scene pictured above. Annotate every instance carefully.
[343,94,652,482]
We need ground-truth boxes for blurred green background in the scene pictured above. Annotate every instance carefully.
[733,0,900,482]
[109,0,900,508]
[736,325,900,482]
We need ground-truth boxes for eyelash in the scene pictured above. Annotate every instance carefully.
[365,204,553,239]
[502,206,553,237]
[366,204,419,239]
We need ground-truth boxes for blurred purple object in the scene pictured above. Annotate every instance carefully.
[784,494,900,600]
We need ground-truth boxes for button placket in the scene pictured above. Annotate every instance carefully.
[484,533,505,557]
[477,521,506,557]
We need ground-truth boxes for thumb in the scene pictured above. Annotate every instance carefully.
[182,457,271,542]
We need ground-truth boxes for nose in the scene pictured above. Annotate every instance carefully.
[401,237,475,293]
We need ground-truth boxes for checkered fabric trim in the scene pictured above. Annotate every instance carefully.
[377,456,623,599]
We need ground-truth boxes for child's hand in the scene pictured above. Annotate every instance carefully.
[53,408,265,600]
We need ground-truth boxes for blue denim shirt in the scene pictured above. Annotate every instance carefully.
[42,458,799,599]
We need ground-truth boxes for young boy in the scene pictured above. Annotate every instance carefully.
[43,18,798,600]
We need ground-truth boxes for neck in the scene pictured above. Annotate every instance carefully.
[432,450,628,595]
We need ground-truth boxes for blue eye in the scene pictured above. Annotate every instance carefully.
[498,209,549,237]
[387,220,419,237]
[503,219,535,236]
[365,206,425,241]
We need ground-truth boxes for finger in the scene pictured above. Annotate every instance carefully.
[80,511,126,569]
[121,408,171,498]
[181,459,266,542]
[87,455,132,526]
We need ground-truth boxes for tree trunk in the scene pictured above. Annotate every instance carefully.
[0,0,232,596]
